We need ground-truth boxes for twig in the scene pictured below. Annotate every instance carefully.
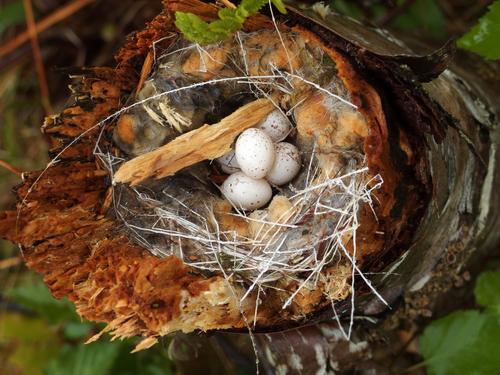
[113,99,274,186]
[0,159,22,178]
[0,0,96,60]
[23,0,52,114]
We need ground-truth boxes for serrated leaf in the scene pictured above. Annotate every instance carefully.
[43,342,122,375]
[420,310,500,375]
[175,0,286,45]
[474,270,500,313]
[458,0,500,60]
[241,0,262,14]
[175,12,222,45]
[219,7,238,20]
[6,279,79,324]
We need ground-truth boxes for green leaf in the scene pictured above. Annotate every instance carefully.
[474,270,500,313]
[0,313,61,375]
[6,279,80,324]
[458,0,500,60]
[271,0,286,14]
[109,340,174,375]
[420,310,500,375]
[0,1,25,34]
[175,0,286,45]
[43,342,122,375]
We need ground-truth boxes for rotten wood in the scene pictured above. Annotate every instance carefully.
[135,51,154,97]
[113,98,274,186]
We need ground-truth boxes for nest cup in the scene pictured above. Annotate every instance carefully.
[101,27,385,326]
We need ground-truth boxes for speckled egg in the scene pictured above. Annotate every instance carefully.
[266,142,301,186]
[221,172,272,210]
[255,110,291,142]
[216,150,240,174]
[235,128,275,179]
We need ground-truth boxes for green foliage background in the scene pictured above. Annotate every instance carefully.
[1,274,174,374]
[458,0,500,59]
[420,271,500,374]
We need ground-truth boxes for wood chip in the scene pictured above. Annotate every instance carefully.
[113,99,274,186]
[135,51,153,97]
[131,337,159,353]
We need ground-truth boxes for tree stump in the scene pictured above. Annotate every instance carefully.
[1,0,499,372]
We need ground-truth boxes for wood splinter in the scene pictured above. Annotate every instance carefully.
[113,99,274,186]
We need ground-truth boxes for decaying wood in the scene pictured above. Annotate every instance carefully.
[0,0,426,346]
[0,2,296,347]
[113,99,274,186]
[0,5,235,346]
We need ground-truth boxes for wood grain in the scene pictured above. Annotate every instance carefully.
[113,98,274,186]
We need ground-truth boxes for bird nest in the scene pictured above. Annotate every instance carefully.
[0,0,435,349]
[104,28,385,315]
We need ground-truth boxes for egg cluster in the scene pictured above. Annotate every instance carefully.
[218,110,301,210]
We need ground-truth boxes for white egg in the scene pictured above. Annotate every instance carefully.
[255,110,291,142]
[235,128,275,179]
[221,172,272,210]
[266,142,301,186]
[216,150,240,174]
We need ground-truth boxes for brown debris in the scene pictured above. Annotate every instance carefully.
[135,51,154,96]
